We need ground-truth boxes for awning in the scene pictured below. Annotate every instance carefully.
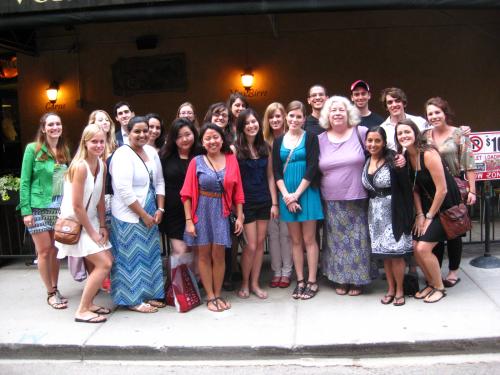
[1,0,499,30]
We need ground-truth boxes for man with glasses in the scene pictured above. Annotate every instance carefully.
[350,80,384,130]
[113,101,135,146]
[304,84,328,136]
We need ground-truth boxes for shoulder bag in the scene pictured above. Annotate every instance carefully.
[54,163,98,245]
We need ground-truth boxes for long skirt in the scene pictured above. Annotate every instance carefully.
[110,188,164,306]
[321,199,373,286]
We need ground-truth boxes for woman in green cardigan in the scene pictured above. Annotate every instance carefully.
[19,112,71,309]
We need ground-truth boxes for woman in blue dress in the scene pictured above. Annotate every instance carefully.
[272,101,323,300]
[181,123,245,312]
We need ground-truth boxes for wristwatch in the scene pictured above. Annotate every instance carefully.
[157,208,165,213]
[425,212,433,220]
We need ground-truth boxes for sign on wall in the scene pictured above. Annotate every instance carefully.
[112,53,187,96]
[470,131,500,181]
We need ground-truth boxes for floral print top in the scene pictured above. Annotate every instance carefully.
[425,127,476,177]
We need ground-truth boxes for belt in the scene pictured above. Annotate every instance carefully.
[368,187,392,198]
[200,190,222,198]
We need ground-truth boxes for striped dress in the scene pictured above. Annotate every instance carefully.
[110,178,164,306]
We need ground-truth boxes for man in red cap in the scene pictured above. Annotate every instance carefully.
[350,80,384,129]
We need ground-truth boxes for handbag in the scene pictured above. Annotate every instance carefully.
[54,217,83,245]
[439,203,471,240]
[419,166,471,240]
[165,253,201,313]
[54,163,97,245]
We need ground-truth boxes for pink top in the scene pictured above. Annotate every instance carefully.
[180,153,245,224]
[318,127,368,201]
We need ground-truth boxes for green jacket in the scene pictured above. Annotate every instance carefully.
[18,143,56,216]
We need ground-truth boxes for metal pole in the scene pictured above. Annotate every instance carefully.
[470,181,500,268]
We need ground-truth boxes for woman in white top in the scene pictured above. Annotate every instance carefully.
[56,124,113,323]
[109,116,166,313]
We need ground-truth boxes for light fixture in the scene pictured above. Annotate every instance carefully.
[241,69,254,92]
[46,81,59,103]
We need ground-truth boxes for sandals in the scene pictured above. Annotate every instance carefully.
[47,291,67,310]
[237,288,250,299]
[128,302,158,313]
[424,288,447,303]
[146,299,167,308]
[279,276,291,288]
[251,288,268,299]
[215,296,231,310]
[393,295,405,306]
[380,294,395,305]
[335,284,348,295]
[75,314,107,324]
[414,285,433,300]
[207,297,231,312]
[270,276,281,288]
[53,286,68,304]
[348,286,362,296]
[443,278,461,288]
[292,280,306,299]
[301,282,319,300]
[91,306,112,315]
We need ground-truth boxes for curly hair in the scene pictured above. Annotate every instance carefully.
[319,96,361,129]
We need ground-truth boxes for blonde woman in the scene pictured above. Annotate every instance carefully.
[56,124,113,323]
[177,102,200,130]
[88,110,117,160]
[262,103,292,288]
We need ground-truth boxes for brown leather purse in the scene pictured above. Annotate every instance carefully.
[439,203,471,240]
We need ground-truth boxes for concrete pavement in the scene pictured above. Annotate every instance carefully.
[1,243,500,361]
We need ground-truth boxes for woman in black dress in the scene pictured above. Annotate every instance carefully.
[159,118,200,254]
[395,119,460,303]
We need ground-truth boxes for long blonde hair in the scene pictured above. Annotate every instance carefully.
[67,123,104,182]
[262,102,287,144]
[88,109,116,159]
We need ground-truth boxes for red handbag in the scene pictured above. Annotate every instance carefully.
[165,254,201,313]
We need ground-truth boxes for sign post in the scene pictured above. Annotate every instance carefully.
[469,131,500,269]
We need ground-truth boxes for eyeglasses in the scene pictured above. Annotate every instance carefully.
[213,113,228,119]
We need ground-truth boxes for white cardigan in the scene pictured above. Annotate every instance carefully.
[110,144,165,223]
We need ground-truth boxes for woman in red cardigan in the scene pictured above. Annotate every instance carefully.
[181,123,244,312]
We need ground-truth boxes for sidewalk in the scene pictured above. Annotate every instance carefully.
[1,243,500,361]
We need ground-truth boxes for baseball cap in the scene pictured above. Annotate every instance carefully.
[350,80,370,92]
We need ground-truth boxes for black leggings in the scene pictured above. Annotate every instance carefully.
[432,237,463,271]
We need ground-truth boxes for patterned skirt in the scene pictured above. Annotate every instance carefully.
[28,195,62,234]
[321,199,374,285]
[110,187,164,306]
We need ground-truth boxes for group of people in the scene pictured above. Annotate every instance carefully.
[18,80,476,321]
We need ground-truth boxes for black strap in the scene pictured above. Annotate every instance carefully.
[204,155,225,194]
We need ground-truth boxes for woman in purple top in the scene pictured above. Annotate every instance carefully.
[318,96,373,296]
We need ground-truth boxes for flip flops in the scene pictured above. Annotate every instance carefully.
[443,278,461,288]
[75,314,107,323]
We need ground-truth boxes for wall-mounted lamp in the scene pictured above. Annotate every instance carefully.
[241,69,254,92]
[46,81,59,104]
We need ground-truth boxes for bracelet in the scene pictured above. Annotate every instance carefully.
[186,218,192,221]
[100,225,107,229]
[157,208,165,213]
[272,204,278,206]
[416,213,424,218]
[469,191,476,195]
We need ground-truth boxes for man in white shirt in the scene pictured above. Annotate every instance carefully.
[379,87,429,151]
[113,101,135,146]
